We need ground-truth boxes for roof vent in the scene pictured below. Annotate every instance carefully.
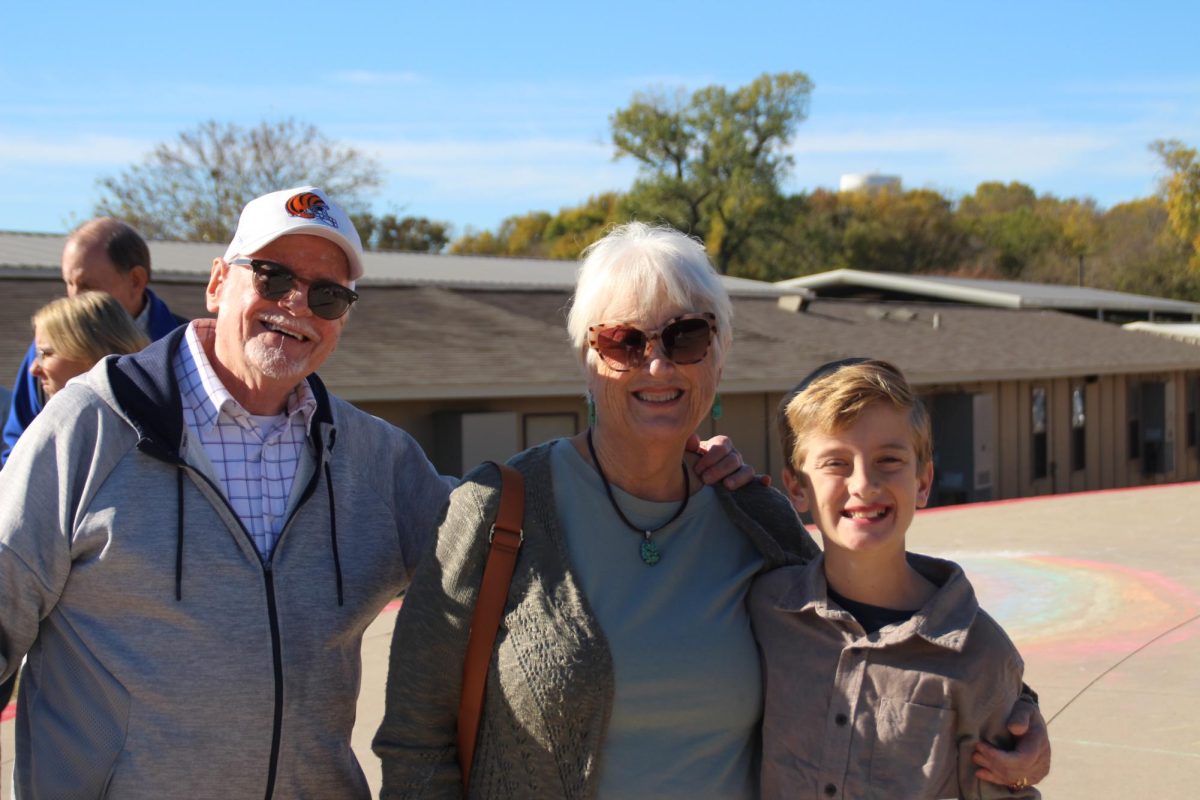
[777,294,809,313]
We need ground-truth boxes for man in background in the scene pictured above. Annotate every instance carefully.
[1,217,185,466]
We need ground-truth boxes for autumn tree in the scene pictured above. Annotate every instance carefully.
[451,194,626,260]
[95,119,382,242]
[452,212,553,257]
[541,193,625,259]
[1035,198,1104,286]
[1094,198,1198,300]
[1152,139,1200,267]
[612,72,814,274]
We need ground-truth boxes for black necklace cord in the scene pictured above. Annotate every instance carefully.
[585,427,690,539]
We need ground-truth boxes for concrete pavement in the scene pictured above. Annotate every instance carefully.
[4,482,1198,798]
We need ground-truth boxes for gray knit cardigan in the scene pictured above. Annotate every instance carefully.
[374,440,819,799]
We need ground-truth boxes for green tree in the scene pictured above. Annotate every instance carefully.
[95,119,382,242]
[352,212,451,253]
[743,190,847,280]
[838,188,968,274]
[1151,139,1200,267]
[956,182,1061,278]
[612,71,814,274]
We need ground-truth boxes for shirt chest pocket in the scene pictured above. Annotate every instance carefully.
[866,697,958,799]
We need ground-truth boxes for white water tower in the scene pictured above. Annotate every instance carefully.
[839,172,901,193]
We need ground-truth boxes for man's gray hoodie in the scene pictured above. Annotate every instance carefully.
[0,327,452,799]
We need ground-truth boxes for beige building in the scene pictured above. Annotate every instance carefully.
[3,232,1198,505]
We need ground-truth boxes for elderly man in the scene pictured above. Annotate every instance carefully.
[0,188,457,798]
[0,186,755,797]
[1,217,185,466]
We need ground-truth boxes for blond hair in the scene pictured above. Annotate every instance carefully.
[33,291,149,365]
[780,359,932,475]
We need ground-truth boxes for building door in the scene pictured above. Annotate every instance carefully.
[929,392,981,507]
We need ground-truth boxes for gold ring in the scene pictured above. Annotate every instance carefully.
[1009,777,1030,790]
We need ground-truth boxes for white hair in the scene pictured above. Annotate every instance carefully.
[566,222,734,366]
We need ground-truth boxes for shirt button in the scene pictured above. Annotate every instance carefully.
[835,712,848,726]
[824,784,837,796]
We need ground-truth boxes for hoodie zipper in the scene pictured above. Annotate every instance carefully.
[262,566,284,800]
[174,457,325,800]
[120,350,339,800]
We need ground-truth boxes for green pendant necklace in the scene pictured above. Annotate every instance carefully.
[586,428,689,566]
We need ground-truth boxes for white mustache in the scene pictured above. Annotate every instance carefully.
[258,313,320,343]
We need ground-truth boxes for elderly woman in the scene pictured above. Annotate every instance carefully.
[29,291,149,399]
[374,223,1047,798]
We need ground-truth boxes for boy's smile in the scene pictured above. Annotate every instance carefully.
[784,402,933,558]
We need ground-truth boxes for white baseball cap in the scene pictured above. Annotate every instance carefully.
[223,186,365,281]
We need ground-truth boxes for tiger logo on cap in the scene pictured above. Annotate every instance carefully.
[285,191,339,228]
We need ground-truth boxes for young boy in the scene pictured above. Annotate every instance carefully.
[751,358,1038,799]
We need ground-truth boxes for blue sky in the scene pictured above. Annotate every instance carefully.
[3,1,1198,237]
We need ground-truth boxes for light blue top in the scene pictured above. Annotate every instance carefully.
[551,439,765,800]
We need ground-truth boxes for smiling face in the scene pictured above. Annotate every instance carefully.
[206,233,350,414]
[30,327,93,397]
[586,291,722,452]
[783,401,933,557]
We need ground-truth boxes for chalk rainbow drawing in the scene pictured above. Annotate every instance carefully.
[947,553,1200,661]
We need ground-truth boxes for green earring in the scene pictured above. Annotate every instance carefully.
[587,393,596,427]
[711,393,723,420]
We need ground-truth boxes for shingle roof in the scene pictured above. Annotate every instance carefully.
[3,256,1196,401]
[323,291,1200,399]
[777,268,1200,317]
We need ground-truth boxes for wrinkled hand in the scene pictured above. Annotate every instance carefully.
[974,699,1051,788]
[686,434,768,490]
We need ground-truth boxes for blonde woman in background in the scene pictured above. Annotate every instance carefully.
[29,291,149,398]
[0,290,150,759]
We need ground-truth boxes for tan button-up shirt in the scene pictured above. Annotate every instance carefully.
[750,553,1038,800]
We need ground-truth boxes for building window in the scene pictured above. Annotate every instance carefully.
[1032,387,1048,480]
[1071,385,1086,472]
[1139,381,1168,475]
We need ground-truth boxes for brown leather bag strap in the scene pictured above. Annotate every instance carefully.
[457,462,524,792]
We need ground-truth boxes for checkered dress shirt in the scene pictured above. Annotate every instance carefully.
[175,321,317,561]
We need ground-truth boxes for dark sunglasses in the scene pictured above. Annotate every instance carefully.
[587,312,717,371]
[228,257,359,320]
